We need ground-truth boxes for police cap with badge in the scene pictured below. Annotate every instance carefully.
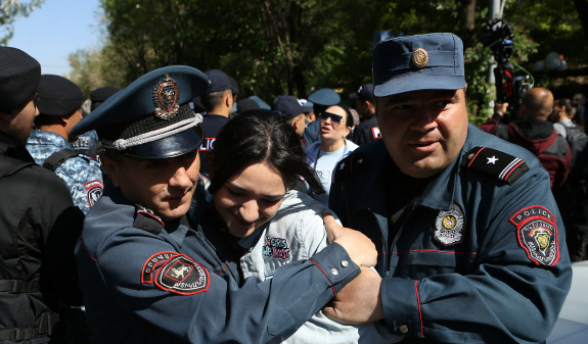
[72,65,210,160]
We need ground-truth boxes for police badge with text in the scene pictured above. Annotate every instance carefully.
[510,206,560,267]
[433,203,465,246]
[142,252,210,295]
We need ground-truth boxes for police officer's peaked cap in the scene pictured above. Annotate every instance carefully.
[373,33,466,97]
[248,95,271,110]
[204,69,231,93]
[308,88,341,107]
[37,75,84,116]
[0,47,41,113]
[72,65,210,160]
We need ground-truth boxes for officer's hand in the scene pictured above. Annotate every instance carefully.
[323,211,377,267]
[494,101,509,117]
[323,267,384,324]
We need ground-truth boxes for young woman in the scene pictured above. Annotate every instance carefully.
[203,110,401,344]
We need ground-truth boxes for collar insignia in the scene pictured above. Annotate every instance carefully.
[153,75,180,120]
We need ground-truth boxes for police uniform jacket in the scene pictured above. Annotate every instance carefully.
[198,114,228,176]
[329,124,572,343]
[75,181,360,344]
[0,131,84,342]
[26,129,103,214]
[351,115,381,146]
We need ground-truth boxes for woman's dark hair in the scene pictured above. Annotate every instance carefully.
[208,109,324,195]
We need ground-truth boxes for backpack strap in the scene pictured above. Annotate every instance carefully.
[42,149,79,172]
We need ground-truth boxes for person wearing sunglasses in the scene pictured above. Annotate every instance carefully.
[305,105,357,207]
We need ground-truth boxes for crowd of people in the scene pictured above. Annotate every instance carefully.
[0,31,581,343]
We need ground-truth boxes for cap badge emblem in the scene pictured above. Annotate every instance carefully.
[412,48,429,69]
[153,75,180,120]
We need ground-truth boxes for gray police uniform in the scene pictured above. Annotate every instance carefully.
[72,65,360,344]
[27,130,103,214]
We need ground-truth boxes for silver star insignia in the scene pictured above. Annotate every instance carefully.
[487,156,499,165]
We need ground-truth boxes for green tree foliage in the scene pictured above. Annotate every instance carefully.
[0,0,44,45]
[78,0,586,118]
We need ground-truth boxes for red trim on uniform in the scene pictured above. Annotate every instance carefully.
[141,251,176,284]
[348,152,355,175]
[392,249,477,256]
[81,239,98,263]
[309,259,337,296]
[504,160,525,182]
[467,147,486,168]
[216,266,229,275]
[137,210,165,226]
[414,280,424,338]
[153,254,211,295]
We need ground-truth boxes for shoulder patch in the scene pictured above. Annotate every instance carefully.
[333,152,368,184]
[462,146,529,184]
[509,206,560,267]
[134,205,164,234]
[84,180,103,207]
[155,254,210,295]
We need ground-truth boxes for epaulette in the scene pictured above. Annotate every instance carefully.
[462,146,529,185]
[333,151,368,184]
[133,205,164,234]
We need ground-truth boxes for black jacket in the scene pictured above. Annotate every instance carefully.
[0,131,84,343]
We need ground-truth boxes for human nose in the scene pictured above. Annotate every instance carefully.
[169,166,193,189]
[410,107,438,132]
[239,199,260,223]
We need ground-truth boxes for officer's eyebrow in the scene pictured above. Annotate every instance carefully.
[227,182,286,200]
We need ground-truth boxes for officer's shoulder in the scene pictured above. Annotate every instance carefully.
[133,205,164,235]
[333,139,384,183]
[463,125,539,185]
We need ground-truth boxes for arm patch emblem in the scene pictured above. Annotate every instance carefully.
[509,206,560,267]
[142,252,210,295]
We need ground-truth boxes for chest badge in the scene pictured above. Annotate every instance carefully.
[433,203,465,246]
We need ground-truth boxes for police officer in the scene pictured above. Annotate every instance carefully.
[0,47,84,343]
[198,69,233,176]
[349,82,381,145]
[26,75,103,214]
[72,65,376,343]
[326,33,572,343]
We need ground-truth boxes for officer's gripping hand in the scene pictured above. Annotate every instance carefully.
[323,266,384,325]
[323,211,377,267]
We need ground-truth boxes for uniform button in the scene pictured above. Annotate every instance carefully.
[399,325,409,334]
[385,271,391,278]
[330,268,339,276]
[341,260,349,268]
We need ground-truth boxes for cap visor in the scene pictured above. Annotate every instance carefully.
[122,126,204,160]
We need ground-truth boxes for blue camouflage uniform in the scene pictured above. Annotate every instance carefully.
[26,129,103,214]
[330,124,573,343]
[76,181,359,343]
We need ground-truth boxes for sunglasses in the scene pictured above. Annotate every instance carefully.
[320,112,343,126]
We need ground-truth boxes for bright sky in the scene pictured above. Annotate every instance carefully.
[8,0,104,76]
